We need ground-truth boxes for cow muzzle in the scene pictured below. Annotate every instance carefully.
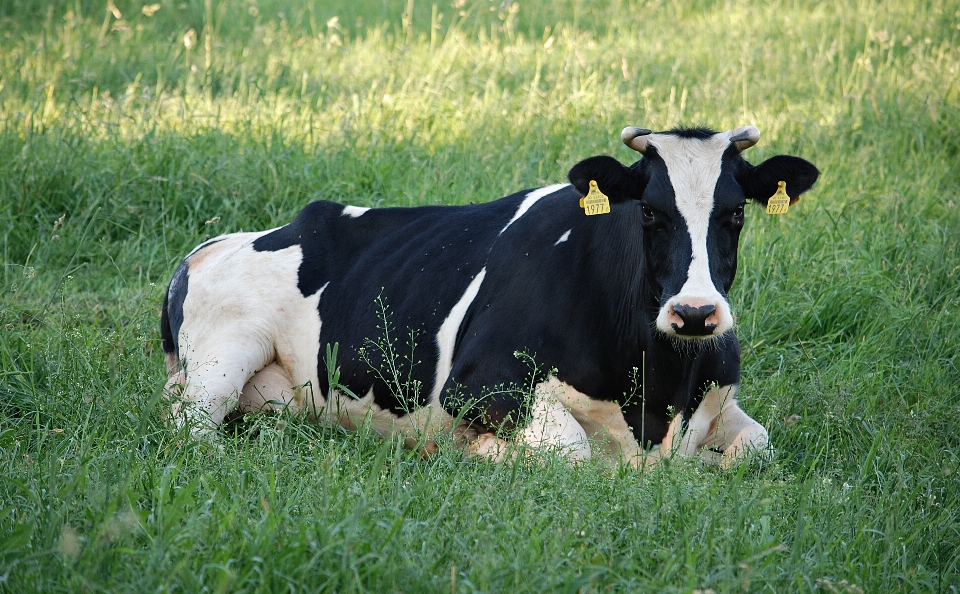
[670,303,719,336]
[658,297,732,338]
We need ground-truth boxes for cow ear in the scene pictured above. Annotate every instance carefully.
[567,156,644,202]
[739,155,820,206]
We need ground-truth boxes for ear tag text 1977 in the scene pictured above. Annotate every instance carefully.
[766,181,790,215]
[580,180,610,216]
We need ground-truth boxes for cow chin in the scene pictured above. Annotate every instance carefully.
[655,296,734,341]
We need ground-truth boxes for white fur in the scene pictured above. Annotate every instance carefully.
[517,379,591,460]
[431,268,487,404]
[554,229,572,245]
[546,377,644,465]
[499,184,569,235]
[341,205,370,218]
[466,376,591,462]
[675,384,734,457]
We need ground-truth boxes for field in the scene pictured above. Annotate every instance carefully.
[1,0,959,591]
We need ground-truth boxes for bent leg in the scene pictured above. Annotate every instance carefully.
[465,379,591,462]
[647,384,768,467]
[700,400,770,466]
[170,333,272,436]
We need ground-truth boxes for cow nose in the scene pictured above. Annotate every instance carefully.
[671,304,718,336]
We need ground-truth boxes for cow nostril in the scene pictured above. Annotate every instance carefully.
[673,304,717,321]
[671,304,718,336]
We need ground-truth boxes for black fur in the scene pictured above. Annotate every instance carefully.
[568,155,645,201]
[738,155,821,205]
[161,262,189,357]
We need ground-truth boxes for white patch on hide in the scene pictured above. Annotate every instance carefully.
[499,183,569,235]
[514,377,591,460]
[341,205,370,218]
[430,268,487,404]
[170,231,324,434]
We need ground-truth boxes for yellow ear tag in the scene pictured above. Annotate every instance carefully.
[766,181,790,215]
[579,180,611,216]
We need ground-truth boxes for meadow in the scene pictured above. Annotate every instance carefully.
[1,0,958,591]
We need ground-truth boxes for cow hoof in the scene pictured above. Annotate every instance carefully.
[720,444,774,470]
[451,425,480,446]
[417,440,440,459]
[465,433,510,462]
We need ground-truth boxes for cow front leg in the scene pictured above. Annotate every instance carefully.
[464,379,591,462]
[649,384,768,467]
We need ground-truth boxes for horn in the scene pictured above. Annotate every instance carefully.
[621,126,653,153]
[728,125,761,152]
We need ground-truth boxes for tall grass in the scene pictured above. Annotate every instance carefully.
[1,0,958,591]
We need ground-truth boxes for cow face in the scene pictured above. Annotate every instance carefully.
[568,126,819,340]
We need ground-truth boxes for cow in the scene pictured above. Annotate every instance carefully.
[161,125,819,467]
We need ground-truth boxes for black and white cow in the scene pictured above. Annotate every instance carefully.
[161,126,819,466]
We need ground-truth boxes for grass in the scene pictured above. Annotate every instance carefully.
[1,0,959,591]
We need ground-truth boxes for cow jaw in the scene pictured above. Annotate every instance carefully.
[648,129,740,338]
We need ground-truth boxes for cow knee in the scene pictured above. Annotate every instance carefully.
[516,389,591,461]
[696,400,772,466]
[168,333,276,433]
[172,367,253,435]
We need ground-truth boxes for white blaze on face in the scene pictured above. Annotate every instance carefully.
[650,131,738,336]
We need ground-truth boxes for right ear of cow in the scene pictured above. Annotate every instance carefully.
[739,155,821,205]
[568,156,644,202]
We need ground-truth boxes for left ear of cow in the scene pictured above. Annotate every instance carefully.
[567,156,645,202]
[738,155,821,205]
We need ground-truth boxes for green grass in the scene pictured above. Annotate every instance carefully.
[1,0,959,591]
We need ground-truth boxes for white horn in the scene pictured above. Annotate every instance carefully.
[728,126,761,152]
[621,126,653,153]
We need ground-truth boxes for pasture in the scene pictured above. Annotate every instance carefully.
[1,0,958,591]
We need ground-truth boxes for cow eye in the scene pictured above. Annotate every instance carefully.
[641,205,655,222]
[733,204,745,219]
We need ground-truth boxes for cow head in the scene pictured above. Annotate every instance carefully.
[568,126,819,339]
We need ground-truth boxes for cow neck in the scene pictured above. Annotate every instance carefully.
[584,204,648,351]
